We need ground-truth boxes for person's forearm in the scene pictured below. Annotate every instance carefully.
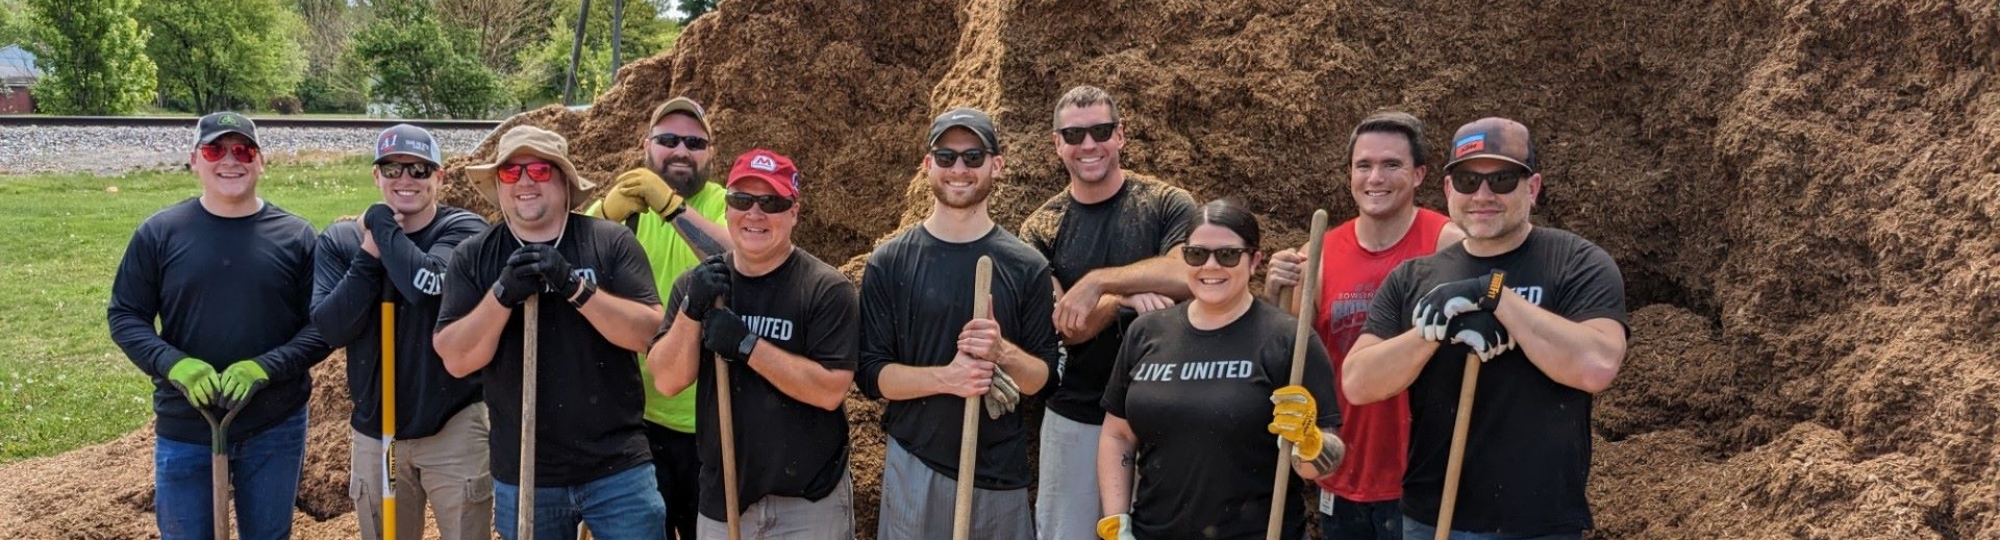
[574,292,665,353]
[666,211,732,259]
[254,322,331,381]
[1097,416,1139,516]
[745,345,853,411]
[992,339,1050,395]
[1086,252,1192,300]
[646,312,702,396]
[1061,294,1125,346]
[1341,331,1439,405]
[1290,430,1342,480]
[1493,290,1626,393]
[875,363,947,400]
[434,294,510,378]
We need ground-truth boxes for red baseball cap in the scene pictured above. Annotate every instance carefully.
[726,149,800,198]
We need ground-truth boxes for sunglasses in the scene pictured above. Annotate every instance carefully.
[197,144,260,163]
[1055,122,1118,145]
[376,162,436,180]
[930,148,989,169]
[1182,246,1254,268]
[650,133,710,151]
[496,162,556,184]
[725,191,796,213]
[1449,169,1530,195]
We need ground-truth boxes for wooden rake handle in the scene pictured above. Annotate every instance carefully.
[1266,209,1330,540]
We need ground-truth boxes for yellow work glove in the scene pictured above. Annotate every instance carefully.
[1097,513,1136,540]
[598,174,648,223]
[614,168,687,218]
[1268,385,1322,461]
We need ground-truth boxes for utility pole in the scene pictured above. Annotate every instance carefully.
[562,0,593,105]
[609,0,626,83]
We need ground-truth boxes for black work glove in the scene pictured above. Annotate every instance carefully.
[702,308,758,362]
[1445,311,1515,362]
[681,255,732,321]
[515,244,579,298]
[491,246,547,307]
[1413,269,1507,342]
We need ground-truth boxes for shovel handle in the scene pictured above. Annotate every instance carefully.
[520,297,539,540]
[1267,210,1329,540]
[1435,352,1481,539]
[953,256,994,540]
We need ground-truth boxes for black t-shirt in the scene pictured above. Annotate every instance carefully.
[661,247,859,520]
[855,225,1063,490]
[1102,301,1340,540]
[1018,173,1197,424]
[312,206,488,440]
[1362,226,1628,536]
[108,198,332,444]
[435,213,660,487]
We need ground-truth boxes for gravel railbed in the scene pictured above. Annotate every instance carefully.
[0,125,493,176]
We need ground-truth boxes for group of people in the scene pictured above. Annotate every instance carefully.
[109,84,1628,540]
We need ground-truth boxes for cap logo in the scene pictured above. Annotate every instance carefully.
[217,114,242,127]
[750,154,778,172]
[1453,134,1487,159]
[379,134,397,150]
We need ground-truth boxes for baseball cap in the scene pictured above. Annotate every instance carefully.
[726,149,800,199]
[462,125,596,210]
[927,107,1001,153]
[195,112,258,147]
[1443,117,1535,173]
[648,96,713,135]
[373,124,442,165]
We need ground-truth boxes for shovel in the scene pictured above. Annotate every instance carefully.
[173,377,262,540]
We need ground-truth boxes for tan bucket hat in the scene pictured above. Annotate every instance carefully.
[463,125,596,210]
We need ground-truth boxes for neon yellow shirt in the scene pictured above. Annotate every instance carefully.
[586,182,728,433]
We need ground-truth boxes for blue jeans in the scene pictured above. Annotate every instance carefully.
[1322,496,1401,540]
[1401,516,1582,540]
[494,463,666,540]
[156,406,308,540]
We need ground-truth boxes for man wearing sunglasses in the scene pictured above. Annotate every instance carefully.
[110,111,333,539]
[578,97,734,540]
[435,125,669,540]
[1261,111,1464,540]
[1344,118,1629,540]
[1019,85,1199,540]
[856,108,1062,540]
[311,124,493,540]
[649,149,861,540]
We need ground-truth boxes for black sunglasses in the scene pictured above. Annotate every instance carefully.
[1182,246,1254,268]
[375,162,436,180]
[1449,169,1530,195]
[725,191,796,213]
[930,148,989,169]
[1055,122,1118,145]
[650,133,710,151]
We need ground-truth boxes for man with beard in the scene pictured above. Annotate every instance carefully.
[435,125,668,539]
[583,96,734,539]
[1019,86,1198,540]
[313,124,493,540]
[856,108,1062,540]
[1344,118,1628,540]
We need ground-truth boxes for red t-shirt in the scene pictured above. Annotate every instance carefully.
[1313,208,1451,502]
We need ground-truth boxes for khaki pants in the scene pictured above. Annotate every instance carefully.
[350,403,494,540]
[696,472,853,540]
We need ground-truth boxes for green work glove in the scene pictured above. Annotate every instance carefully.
[166,359,220,408]
[217,360,270,409]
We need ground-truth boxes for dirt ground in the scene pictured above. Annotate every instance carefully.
[6,0,1999,538]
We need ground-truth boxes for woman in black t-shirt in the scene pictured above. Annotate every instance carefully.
[1097,199,1346,540]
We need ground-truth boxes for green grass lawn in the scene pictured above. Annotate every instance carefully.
[0,158,382,463]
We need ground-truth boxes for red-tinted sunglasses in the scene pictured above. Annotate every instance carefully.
[198,144,260,163]
[496,162,556,184]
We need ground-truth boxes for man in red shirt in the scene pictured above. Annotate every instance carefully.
[1265,111,1462,540]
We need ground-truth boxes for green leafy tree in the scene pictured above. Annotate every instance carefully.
[292,0,369,112]
[20,0,158,115]
[139,0,306,112]
[511,0,679,106]
[356,0,502,118]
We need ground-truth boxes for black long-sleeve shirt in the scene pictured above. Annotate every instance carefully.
[312,206,488,440]
[108,198,333,444]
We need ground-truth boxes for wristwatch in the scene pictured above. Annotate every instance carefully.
[567,278,598,309]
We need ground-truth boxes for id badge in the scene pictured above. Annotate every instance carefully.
[1320,487,1335,515]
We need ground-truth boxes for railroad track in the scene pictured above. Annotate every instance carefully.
[0,115,502,131]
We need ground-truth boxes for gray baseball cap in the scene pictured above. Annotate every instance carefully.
[374,124,442,165]
[195,112,258,147]
[928,107,1002,154]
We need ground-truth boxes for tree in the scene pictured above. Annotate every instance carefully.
[139,0,306,113]
[356,0,502,119]
[676,0,714,25]
[21,0,158,115]
[292,0,368,112]
[510,0,679,106]
[437,0,550,74]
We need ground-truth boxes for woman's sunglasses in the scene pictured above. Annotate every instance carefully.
[496,162,556,184]
[1182,246,1254,268]
[376,162,436,180]
[1448,170,1529,195]
[1055,122,1118,145]
[198,144,260,163]
[725,191,796,213]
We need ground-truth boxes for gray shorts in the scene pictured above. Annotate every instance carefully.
[876,439,1032,540]
[1035,412,1102,540]
[696,471,853,540]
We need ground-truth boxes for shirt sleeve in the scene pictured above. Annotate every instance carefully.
[375,211,485,302]
[655,268,695,345]
[310,223,382,349]
[600,225,661,305]
[854,256,897,400]
[1362,261,1418,340]
[252,222,334,382]
[1154,185,1198,254]
[1557,241,1630,335]
[803,276,861,372]
[1012,261,1063,396]
[1100,318,1146,418]
[435,239,487,332]
[107,224,186,377]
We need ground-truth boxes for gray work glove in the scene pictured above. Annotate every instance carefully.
[983,367,1020,419]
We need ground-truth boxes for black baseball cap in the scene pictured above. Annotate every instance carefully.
[194,112,259,147]
[374,124,442,165]
[928,107,1002,154]
[1444,117,1535,173]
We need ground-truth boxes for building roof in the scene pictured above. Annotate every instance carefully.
[0,45,42,87]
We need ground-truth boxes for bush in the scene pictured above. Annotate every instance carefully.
[268,95,303,114]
